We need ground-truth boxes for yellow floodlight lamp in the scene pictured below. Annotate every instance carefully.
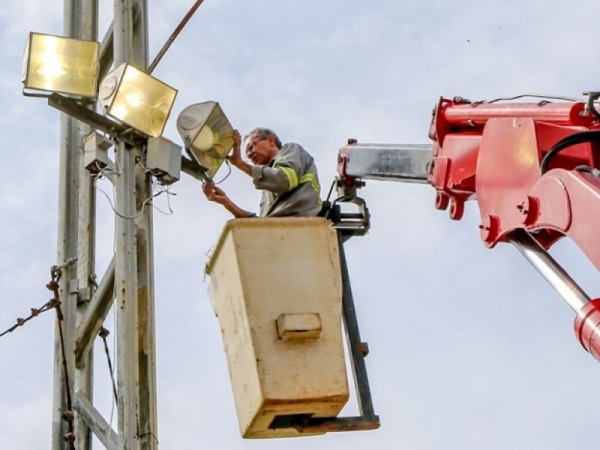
[98,62,177,138]
[22,32,99,97]
[176,101,235,179]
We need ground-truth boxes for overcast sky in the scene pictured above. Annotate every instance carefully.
[2,1,600,449]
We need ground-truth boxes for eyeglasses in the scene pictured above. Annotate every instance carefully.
[246,137,266,153]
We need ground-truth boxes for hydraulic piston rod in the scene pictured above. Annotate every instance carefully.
[510,230,590,313]
[510,230,600,362]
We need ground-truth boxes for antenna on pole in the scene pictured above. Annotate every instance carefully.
[148,0,206,74]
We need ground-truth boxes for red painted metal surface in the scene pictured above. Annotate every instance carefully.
[337,145,355,187]
[442,100,591,128]
[430,97,600,364]
[575,300,600,362]
[428,97,600,268]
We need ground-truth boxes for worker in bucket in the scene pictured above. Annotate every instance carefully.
[202,128,322,218]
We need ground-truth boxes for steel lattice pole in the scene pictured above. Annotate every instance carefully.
[52,1,98,449]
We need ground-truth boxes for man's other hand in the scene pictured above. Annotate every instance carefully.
[202,182,229,205]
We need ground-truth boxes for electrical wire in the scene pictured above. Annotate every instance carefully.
[475,93,583,104]
[95,183,149,220]
[47,268,76,448]
[212,160,233,185]
[109,208,118,434]
[540,130,600,174]
[585,92,600,120]
[150,178,176,216]
[109,323,116,434]
[95,177,176,219]
[99,327,118,403]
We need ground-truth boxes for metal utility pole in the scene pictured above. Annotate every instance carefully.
[51,2,98,448]
[52,0,158,449]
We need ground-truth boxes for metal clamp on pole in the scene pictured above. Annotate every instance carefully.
[324,193,371,239]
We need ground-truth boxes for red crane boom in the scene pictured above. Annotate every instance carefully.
[334,94,600,362]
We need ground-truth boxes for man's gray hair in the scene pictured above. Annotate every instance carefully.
[245,127,282,149]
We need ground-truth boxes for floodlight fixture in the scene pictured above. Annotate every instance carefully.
[176,101,235,179]
[98,62,177,138]
[22,32,99,97]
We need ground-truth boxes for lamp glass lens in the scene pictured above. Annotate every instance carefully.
[191,108,234,178]
[191,125,215,151]
[23,33,99,97]
[109,65,177,138]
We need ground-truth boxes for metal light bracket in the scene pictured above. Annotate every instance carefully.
[48,92,212,183]
[48,92,147,146]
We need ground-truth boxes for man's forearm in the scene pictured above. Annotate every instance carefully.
[221,198,254,218]
[231,158,252,176]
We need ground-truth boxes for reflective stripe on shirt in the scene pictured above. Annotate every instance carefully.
[275,165,299,190]
[300,173,321,203]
